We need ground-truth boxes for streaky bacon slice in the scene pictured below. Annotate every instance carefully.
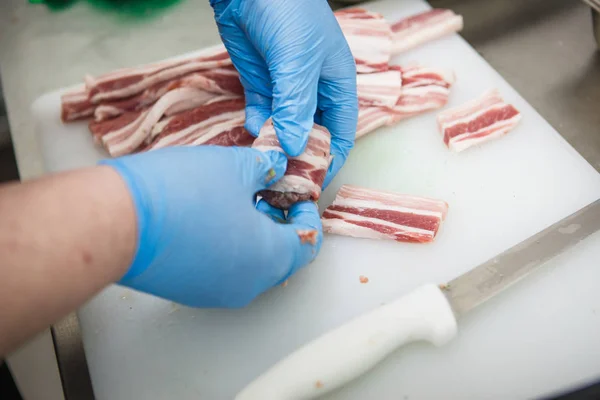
[322,184,448,243]
[93,66,243,122]
[356,106,392,139]
[92,88,216,157]
[61,86,95,122]
[356,64,455,139]
[85,45,232,103]
[253,120,331,210]
[145,96,252,151]
[357,69,402,107]
[335,8,392,73]
[394,64,455,89]
[391,9,463,55]
[437,89,522,152]
[388,84,451,124]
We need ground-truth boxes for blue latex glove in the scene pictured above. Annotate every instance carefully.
[100,146,322,308]
[210,0,358,188]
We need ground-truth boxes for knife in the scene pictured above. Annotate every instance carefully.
[235,198,600,400]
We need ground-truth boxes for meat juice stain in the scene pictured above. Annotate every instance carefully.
[315,380,324,389]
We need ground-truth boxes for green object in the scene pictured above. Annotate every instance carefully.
[29,0,183,16]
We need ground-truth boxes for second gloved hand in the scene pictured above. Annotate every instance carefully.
[210,0,359,188]
[101,146,322,308]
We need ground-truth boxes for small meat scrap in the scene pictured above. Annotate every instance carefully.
[335,8,392,73]
[359,275,369,284]
[297,229,318,245]
[253,120,331,210]
[437,89,522,152]
[322,185,448,243]
[391,9,463,55]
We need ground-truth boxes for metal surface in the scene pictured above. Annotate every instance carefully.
[582,0,600,13]
[443,198,600,318]
[51,315,95,400]
[3,0,600,400]
[593,8,600,48]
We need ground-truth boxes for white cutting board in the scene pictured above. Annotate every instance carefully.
[32,1,600,399]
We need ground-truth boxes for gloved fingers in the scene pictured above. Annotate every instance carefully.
[271,201,323,286]
[233,0,328,157]
[211,0,273,101]
[237,148,287,193]
[244,89,272,137]
[323,136,354,189]
[270,65,321,157]
[256,199,286,224]
[318,46,359,189]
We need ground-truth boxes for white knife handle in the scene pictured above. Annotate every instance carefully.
[235,284,457,400]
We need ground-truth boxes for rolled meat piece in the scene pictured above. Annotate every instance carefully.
[252,121,332,210]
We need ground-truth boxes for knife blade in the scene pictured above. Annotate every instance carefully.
[236,198,600,400]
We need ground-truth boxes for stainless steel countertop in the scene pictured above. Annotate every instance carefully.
[2,0,600,398]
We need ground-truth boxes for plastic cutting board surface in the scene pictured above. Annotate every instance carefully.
[32,0,600,398]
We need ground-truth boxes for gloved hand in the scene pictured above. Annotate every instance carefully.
[210,0,358,188]
[100,146,322,308]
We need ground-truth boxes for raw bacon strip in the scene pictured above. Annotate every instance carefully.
[146,96,250,150]
[356,106,392,139]
[388,84,451,124]
[357,69,402,107]
[253,121,331,210]
[391,9,463,55]
[61,86,95,122]
[394,64,455,89]
[437,89,522,152]
[86,45,232,103]
[335,8,392,73]
[356,64,454,139]
[322,184,448,243]
[93,66,243,122]
[93,88,215,157]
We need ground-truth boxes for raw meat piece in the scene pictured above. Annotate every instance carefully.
[437,89,522,152]
[93,66,243,122]
[388,64,453,122]
[93,88,216,157]
[253,121,331,210]
[356,106,392,139]
[85,45,232,103]
[394,64,455,89]
[357,69,403,107]
[322,184,448,243]
[391,9,463,55]
[61,86,95,122]
[355,64,454,139]
[146,96,252,150]
[388,84,451,124]
[297,230,319,245]
[335,8,392,73]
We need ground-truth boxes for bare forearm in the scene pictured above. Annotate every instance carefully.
[0,166,136,356]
